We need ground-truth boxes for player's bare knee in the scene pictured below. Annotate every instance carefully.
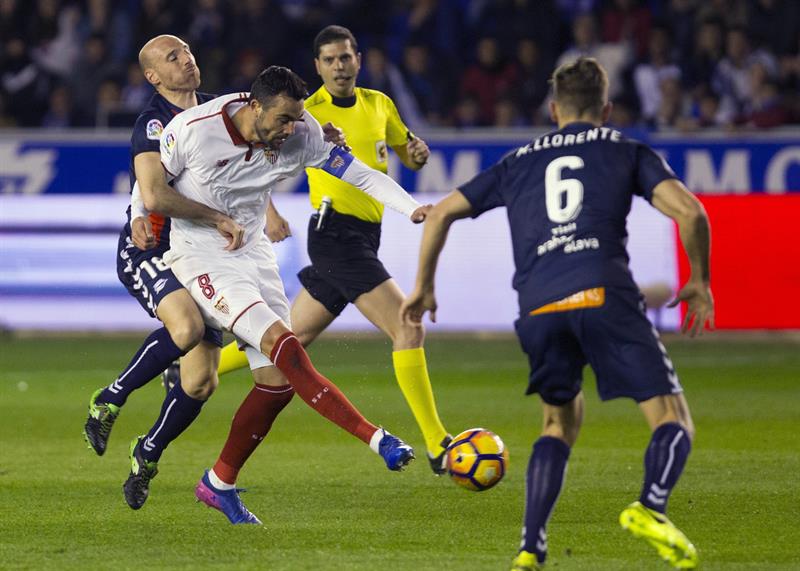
[259,320,292,357]
[167,315,205,351]
[181,371,218,400]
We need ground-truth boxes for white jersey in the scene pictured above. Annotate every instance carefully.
[159,92,336,257]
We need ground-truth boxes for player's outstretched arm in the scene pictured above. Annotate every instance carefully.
[135,152,244,250]
[401,190,473,326]
[651,179,715,336]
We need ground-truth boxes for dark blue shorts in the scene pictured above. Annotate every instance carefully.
[297,211,391,316]
[514,287,682,405]
[116,224,223,347]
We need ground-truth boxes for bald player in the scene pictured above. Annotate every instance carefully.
[83,35,241,470]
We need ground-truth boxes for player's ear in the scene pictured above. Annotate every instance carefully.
[601,102,613,124]
[549,100,559,125]
[314,57,322,76]
[143,68,159,87]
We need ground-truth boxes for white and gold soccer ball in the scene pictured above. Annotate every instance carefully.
[446,428,509,491]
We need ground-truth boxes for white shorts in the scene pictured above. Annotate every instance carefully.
[166,240,291,370]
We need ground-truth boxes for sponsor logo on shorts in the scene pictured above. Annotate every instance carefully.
[214,296,230,315]
[153,278,169,294]
[215,159,229,168]
[146,119,164,140]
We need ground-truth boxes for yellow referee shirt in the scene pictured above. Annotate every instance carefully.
[304,86,410,223]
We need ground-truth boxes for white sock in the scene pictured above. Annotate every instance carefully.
[208,469,236,490]
[369,428,386,454]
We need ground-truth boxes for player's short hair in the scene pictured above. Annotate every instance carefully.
[250,66,308,108]
[313,25,358,57]
[550,57,608,118]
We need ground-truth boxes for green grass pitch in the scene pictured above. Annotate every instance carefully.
[0,333,798,570]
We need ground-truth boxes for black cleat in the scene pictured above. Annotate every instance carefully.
[427,434,453,476]
[83,388,120,456]
[161,361,180,394]
[123,436,158,510]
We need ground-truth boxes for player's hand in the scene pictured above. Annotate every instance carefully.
[215,215,245,251]
[131,216,156,250]
[400,286,437,326]
[321,122,350,151]
[410,204,432,224]
[667,280,715,337]
[406,136,430,166]
[266,209,291,243]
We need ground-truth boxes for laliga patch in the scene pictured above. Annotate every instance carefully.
[322,147,354,178]
[146,119,163,140]
[163,131,176,156]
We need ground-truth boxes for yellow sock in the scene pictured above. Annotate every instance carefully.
[218,340,249,376]
[392,348,448,455]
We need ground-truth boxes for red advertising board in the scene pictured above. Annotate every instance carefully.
[676,195,800,329]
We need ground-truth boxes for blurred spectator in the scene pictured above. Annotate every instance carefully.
[654,76,685,129]
[679,86,728,130]
[493,96,526,128]
[30,0,82,78]
[556,12,632,98]
[0,0,23,44]
[450,94,481,128]
[120,62,152,111]
[684,18,723,88]
[95,78,122,126]
[41,83,75,128]
[461,36,518,125]
[601,0,651,60]
[634,25,681,124]
[69,33,120,125]
[608,95,639,128]
[515,38,551,118]
[712,26,778,121]
[0,37,50,126]
[745,80,788,128]
[400,42,447,125]
[227,49,265,94]
[360,46,423,127]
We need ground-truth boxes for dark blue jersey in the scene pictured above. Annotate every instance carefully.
[458,121,677,316]
[126,91,215,245]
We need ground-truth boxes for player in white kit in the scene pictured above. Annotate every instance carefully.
[124,66,424,522]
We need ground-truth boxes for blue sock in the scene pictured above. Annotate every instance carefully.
[521,436,571,564]
[640,422,691,513]
[140,382,205,463]
[98,328,184,407]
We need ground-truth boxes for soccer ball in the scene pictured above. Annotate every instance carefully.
[446,428,509,491]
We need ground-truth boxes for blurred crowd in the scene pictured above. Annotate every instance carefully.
[1,0,799,130]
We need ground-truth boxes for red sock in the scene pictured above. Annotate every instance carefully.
[213,383,294,484]
[271,333,377,444]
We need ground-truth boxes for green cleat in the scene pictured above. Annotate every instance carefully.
[83,388,120,456]
[619,501,698,569]
[123,436,159,510]
[510,550,542,571]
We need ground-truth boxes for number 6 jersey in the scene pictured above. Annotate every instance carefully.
[458,122,678,316]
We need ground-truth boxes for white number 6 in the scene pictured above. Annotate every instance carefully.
[545,155,584,223]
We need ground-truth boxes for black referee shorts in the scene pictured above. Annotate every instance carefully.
[297,210,391,316]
